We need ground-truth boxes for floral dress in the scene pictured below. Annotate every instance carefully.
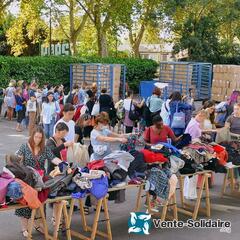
[15,143,55,219]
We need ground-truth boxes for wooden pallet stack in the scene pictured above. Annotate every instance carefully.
[212,65,240,102]
[72,64,121,101]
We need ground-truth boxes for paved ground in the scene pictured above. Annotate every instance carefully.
[0,118,240,240]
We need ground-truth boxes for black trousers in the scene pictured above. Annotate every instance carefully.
[17,109,25,123]
[125,126,133,133]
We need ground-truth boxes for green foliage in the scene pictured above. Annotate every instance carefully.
[0,56,158,92]
[6,0,48,56]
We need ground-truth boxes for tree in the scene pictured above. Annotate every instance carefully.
[51,0,88,55]
[0,13,15,55]
[6,0,48,56]
[77,0,131,57]
[0,0,14,13]
[165,0,240,62]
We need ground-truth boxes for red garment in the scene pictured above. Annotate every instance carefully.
[73,105,83,122]
[144,126,175,144]
[141,149,168,164]
[214,148,228,166]
[15,179,41,209]
[212,145,225,153]
[87,160,105,170]
[212,145,228,166]
[38,189,50,203]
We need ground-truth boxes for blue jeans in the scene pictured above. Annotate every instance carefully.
[44,118,55,139]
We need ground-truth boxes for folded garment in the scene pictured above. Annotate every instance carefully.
[87,160,105,170]
[141,149,168,164]
[72,174,93,189]
[6,181,23,201]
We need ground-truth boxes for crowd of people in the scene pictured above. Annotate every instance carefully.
[1,79,240,238]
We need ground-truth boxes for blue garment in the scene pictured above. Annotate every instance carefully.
[6,181,23,201]
[90,176,108,200]
[169,100,192,136]
[72,191,87,199]
[78,89,87,105]
[158,142,181,154]
[147,95,164,113]
[44,118,56,139]
[147,167,171,200]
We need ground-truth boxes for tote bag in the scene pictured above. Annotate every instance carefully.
[91,101,100,116]
[129,100,140,122]
[171,103,185,129]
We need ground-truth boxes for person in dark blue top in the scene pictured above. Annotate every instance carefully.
[169,91,192,136]
[15,87,26,132]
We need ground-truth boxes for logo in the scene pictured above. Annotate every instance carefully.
[128,212,152,235]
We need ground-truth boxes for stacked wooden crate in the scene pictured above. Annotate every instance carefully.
[212,65,240,102]
[72,64,122,101]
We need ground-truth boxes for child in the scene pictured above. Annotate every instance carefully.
[26,95,37,136]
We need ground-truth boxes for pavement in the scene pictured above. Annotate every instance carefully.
[0,118,240,240]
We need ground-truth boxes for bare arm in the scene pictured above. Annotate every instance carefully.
[96,135,127,143]
[51,157,62,165]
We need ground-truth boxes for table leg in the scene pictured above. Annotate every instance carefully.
[102,197,112,240]
[192,174,206,220]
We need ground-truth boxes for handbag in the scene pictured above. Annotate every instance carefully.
[15,105,23,112]
[171,103,185,129]
[91,101,100,116]
[129,100,140,122]
[34,155,44,177]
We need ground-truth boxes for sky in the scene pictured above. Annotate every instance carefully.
[8,2,19,15]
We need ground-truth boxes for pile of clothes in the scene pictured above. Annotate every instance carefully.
[0,147,148,209]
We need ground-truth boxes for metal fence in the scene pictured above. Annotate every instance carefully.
[70,63,126,101]
[159,62,212,100]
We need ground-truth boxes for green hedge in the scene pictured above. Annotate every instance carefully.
[0,56,158,92]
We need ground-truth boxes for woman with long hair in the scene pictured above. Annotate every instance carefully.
[16,126,63,237]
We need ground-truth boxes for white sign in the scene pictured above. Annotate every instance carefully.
[41,43,70,56]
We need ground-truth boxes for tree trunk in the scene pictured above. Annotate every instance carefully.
[97,29,108,57]
[70,36,77,55]
[131,43,141,58]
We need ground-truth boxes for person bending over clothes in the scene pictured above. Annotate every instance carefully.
[225,103,240,140]
[90,112,128,161]
[46,122,74,173]
[185,110,208,141]
[144,115,181,146]
[15,126,64,238]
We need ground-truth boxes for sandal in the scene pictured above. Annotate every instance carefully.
[34,225,44,234]
[21,230,29,238]
[51,217,56,226]
[84,206,90,215]
[94,207,104,212]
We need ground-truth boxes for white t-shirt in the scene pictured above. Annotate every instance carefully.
[54,118,75,141]
[123,99,134,111]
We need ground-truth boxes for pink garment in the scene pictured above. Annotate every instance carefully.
[0,173,14,204]
[185,118,202,140]
[187,143,214,153]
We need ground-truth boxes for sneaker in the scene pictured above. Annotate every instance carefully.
[144,201,159,212]
[114,182,127,188]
